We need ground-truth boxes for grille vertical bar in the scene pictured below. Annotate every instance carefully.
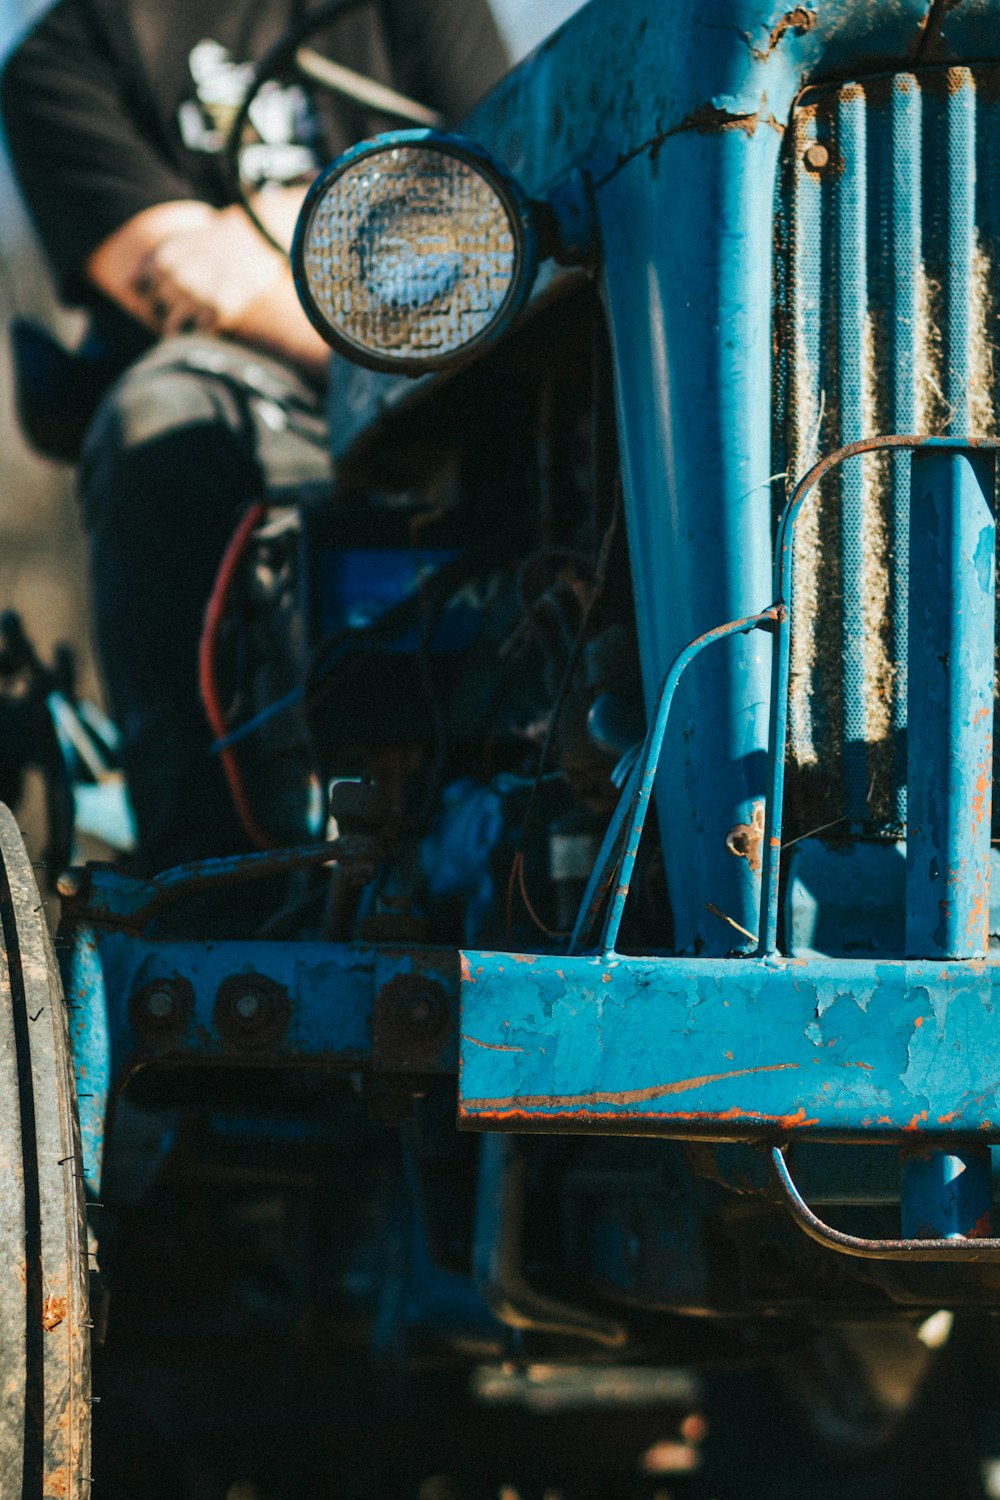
[836,86,870,821]
[887,77,921,827]
[941,70,977,433]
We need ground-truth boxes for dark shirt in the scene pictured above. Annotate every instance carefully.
[1,0,508,306]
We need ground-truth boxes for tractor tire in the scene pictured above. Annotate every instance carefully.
[0,803,91,1498]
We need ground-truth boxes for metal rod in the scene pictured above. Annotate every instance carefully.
[295,46,444,128]
[599,610,779,956]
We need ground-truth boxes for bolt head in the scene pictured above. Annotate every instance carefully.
[233,992,262,1022]
[145,988,177,1020]
[804,142,829,171]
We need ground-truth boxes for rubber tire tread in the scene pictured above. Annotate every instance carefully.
[0,804,90,1498]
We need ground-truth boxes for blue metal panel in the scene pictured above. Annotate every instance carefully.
[598,129,778,956]
[905,449,995,956]
[458,951,1000,1139]
[60,928,460,1196]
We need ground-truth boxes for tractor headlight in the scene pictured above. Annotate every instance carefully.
[292,130,539,374]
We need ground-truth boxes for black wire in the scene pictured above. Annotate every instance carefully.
[506,481,623,944]
[223,0,373,253]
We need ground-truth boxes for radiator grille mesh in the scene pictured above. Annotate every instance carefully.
[776,66,1000,835]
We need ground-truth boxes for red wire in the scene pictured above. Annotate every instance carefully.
[198,501,275,850]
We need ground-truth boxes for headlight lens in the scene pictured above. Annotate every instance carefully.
[293,131,538,374]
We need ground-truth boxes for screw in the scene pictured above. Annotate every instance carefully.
[804,142,829,171]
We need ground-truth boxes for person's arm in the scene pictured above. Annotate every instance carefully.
[1,2,329,378]
[84,191,331,379]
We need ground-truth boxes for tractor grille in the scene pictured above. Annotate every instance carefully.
[776,66,1000,834]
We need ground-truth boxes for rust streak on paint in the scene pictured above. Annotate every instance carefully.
[749,6,817,60]
[462,1061,799,1113]
[461,1035,525,1054]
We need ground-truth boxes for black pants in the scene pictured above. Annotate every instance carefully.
[79,336,330,872]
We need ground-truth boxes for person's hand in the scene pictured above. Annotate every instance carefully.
[134,204,287,336]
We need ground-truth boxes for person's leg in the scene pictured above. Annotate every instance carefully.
[79,335,330,872]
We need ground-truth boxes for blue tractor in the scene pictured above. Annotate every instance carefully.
[7,0,1000,1493]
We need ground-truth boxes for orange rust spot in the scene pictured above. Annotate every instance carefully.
[41,1295,66,1333]
[766,6,815,50]
[914,1015,924,1028]
[726,804,765,875]
[602,973,612,983]
[877,1116,893,1125]
[460,954,473,983]
[462,1062,800,1114]
[677,102,769,137]
[647,1104,820,1130]
[843,1060,874,1070]
[43,1470,67,1499]
[463,1103,820,1130]
[903,1111,929,1132]
[937,1110,962,1124]
[513,955,537,966]
[725,1051,734,1061]
[966,891,988,938]
[971,1210,993,1240]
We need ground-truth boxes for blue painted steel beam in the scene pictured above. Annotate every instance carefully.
[458,951,1000,1139]
[905,449,995,957]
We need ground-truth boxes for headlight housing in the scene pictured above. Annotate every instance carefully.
[292,130,539,375]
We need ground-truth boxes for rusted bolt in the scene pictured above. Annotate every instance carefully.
[214,973,289,1048]
[803,142,829,172]
[56,867,87,900]
[129,978,194,1040]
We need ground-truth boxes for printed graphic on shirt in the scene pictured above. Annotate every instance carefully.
[177,40,322,184]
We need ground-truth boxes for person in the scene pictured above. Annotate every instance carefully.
[1,0,508,870]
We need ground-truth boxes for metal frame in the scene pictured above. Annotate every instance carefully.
[574,434,1000,959]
